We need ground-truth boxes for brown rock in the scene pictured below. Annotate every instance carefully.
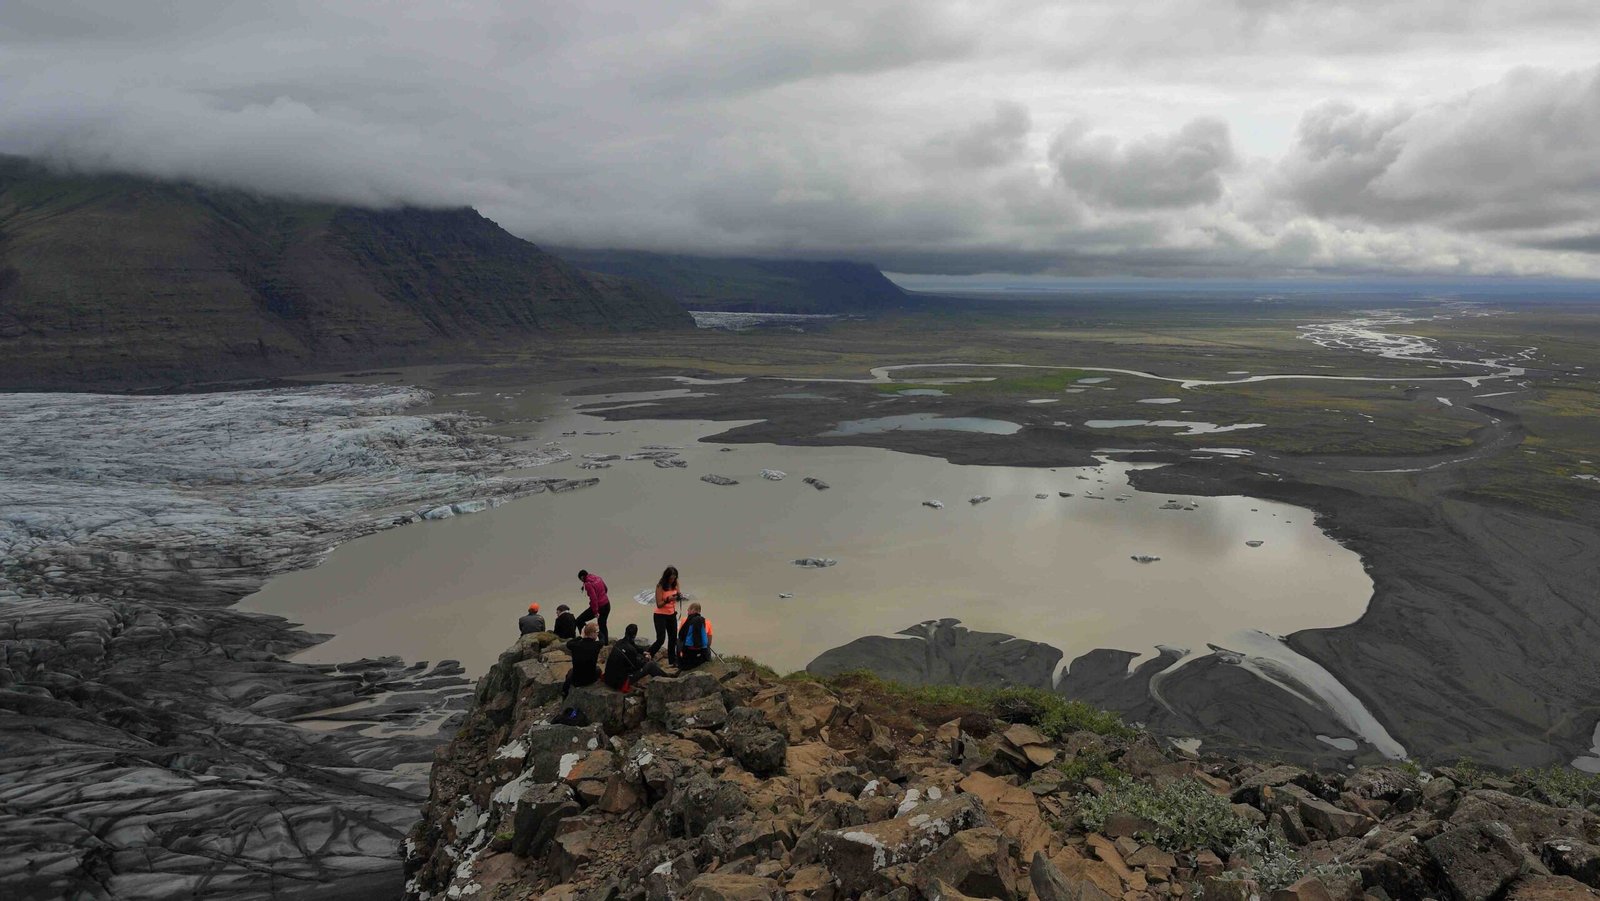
[959,771,1055,860]
[1452,790,1600,847]
[1268,876,1338,901]
[1544,837,1600,888]
[914,827,1018,899]
[1050,848,1125,898]
[818,794,991,893]
[1201,877,1261,901]
[597,772,641,813]
[1085,834,1134,883]
[1297,796,1373,840]
[1033,850,1118,901]
[785,864,836,895]
[1506,875,1600,900]
[681,872,784,900]
[1125,845,1176,869]
[1426,821,1535,901]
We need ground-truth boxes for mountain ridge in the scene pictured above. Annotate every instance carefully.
[550,246,910,313]
[0,158,692,390]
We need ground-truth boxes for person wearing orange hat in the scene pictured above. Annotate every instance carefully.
[518,602,546,635]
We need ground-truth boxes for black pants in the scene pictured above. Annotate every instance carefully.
[650,612,679,664]
[679,647,709,670]
[575,603,610,644]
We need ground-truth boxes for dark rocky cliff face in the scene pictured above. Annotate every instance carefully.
[550,247,910,313]
[0,159,692,389]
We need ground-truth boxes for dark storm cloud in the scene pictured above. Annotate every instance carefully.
[3,0,1600,277]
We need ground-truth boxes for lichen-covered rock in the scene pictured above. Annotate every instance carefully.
[1427,821,1534,901]
[819,794,991,894]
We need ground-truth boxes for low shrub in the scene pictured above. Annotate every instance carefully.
[820,671,1134,739]
[1516,765,1600,808]
[1077,777,1251,853]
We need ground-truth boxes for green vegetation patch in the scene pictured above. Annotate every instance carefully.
[813,670,1133,739]
[1077,777,1252,853]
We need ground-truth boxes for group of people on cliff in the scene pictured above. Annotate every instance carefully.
[518,566,714,697]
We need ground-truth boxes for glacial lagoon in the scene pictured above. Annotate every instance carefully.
[241,385,1374,680]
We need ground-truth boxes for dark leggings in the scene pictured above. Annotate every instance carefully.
[650,612,679,664]
[575,603,610,644]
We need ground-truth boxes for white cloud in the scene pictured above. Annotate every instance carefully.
[2,0,1599,277]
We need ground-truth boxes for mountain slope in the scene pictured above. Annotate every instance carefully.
[551,247,909,313]
[0,158,692,389]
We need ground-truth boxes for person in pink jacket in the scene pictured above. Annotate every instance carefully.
[575,569,611,645]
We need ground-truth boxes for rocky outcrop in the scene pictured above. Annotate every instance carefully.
[807,619,1062,690]
[408,638,1600,901]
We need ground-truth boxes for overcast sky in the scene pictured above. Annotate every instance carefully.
[4,1,1600,278]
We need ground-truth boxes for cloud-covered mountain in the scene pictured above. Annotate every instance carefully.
[0,159,690,389]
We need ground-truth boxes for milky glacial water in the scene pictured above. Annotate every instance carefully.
[240,386,1374,680]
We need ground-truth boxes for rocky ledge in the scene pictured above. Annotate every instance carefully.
[405,635,1600,901]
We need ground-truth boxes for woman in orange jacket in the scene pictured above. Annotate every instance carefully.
[650,565,681,666]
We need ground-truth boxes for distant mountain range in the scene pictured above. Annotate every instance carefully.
[549,247,908,313]
[0,158,691,389]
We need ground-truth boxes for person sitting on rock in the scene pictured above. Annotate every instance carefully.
[518,602,546,635]
[677,602,713,670]
[603,623,672,691]
[575,569,611,645]
[563,622,603,698]
[552,604,577,639]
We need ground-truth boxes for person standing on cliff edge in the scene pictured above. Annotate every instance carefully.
[576,569,611,645]
[651,565,681,667]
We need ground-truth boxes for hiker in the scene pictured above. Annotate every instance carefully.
[552,604,577,639]
[603,623,671,690]
[650,565,681,666]
[518,603,546,635]
[562,622,603,698]
[677,602,713,670]
[576,569,611,645]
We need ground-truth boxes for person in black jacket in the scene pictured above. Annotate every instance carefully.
[518,603,546,635]
[552,604,577,639]
[562,622,602,698]
[603,623,672,690]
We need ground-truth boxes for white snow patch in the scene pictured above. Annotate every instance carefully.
[558,752,582,778]
[493,739,528,761]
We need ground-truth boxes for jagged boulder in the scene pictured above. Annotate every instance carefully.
[1031,850,1116,901]
[646,671,724,724]
[1297,795,1374,839]
[819,793,991,894]
[724,707,789,776]
[1427,821,1535,901]
[914,827,1017,899]
[519,723,607,781]
[669,771,751,837]
[511,782,580,858]
[682,873,783,900]
[1544,838,1600,887]
[568,683,637,734]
